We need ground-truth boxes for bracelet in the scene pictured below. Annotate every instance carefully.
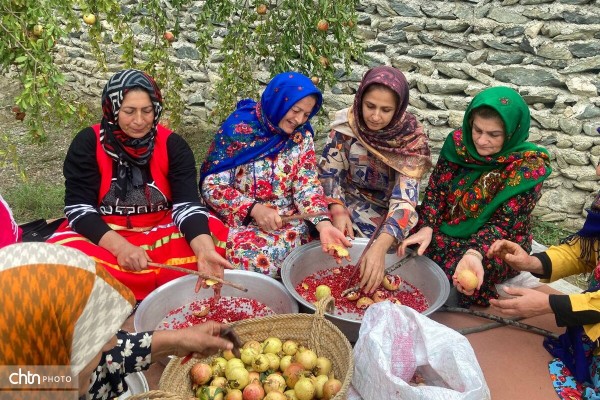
[465,249,483,261]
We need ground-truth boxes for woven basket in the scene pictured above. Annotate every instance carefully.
[143,296,353,400]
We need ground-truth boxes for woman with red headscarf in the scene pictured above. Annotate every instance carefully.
[48,69,231,300]
[318,66,432,293]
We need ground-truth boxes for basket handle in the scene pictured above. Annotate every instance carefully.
[309,295,335,354]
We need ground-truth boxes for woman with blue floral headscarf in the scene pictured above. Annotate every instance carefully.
[200,72,350,276]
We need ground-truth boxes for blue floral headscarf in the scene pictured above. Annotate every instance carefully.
[200,72,322,184]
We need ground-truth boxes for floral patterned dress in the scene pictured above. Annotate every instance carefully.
[318,129,420,242]
[202,133,329,277]
[416,157,543,307]
[86,331,153,400]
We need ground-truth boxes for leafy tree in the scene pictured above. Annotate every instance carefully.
[0,0,362,142]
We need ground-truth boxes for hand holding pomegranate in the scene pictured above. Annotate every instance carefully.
[489,286,552,318]
[318,221,352,263]
[487,239,543,274]
[452,250,484,295]
[359,232,395,294]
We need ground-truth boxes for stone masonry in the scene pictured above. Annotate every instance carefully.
[51,0,600,230]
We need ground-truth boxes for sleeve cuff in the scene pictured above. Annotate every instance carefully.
[179,214,210,242]
[549,294,572,327]
[531,252,552,279]
[243,202,258,226]
[73,214,112,244]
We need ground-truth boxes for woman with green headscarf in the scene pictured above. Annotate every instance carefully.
[399,86,552,307]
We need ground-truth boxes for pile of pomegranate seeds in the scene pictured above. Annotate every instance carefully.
[158,296,275,330]
[295,265,429,319]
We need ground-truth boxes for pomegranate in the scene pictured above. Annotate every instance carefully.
[279,355,293,372]
[294,377,315,400]
[226,359,245,377]
[265,352,281,370]
[371,290,388,303]
[211,357,228,377]
[344,290,360,301]
[241,348,259,365]
[322,378,342,400]
[316,19,329,32]
[196,385,225,400]
[211,376,227,389]
[456,269,478,291]
[226,389,243,400]
[242,381,265,400]
[315,285,331,300]
[253,354,270,372]
[312,374,329,399]
[263,337,283,354]
[227,367,250,390]
[388,297,402,306]
[313,357,332,376]
[283,390,298,400]
[356,297,374,309]
[263,373,286,394]
[283,363,305,389]
[382,274,402,291]
[190,363,213,386]
[248,371,261,384]
[265,392,287,400]
[295,348,317,370]
[282,340,299,356]
[243,340,263,353]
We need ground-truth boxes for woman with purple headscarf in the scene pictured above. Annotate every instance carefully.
[200,72,350,277]
[318,66,432,293]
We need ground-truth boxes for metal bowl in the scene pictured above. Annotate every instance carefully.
[134,270,299,333]
[281,238,450,343]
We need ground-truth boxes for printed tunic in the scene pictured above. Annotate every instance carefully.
[318,129,420,242]
[202,133,329,276]
[416,157,543,307]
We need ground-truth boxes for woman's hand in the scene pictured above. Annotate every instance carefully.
[452,252,484,296]
[398,226,433,257]
[489,287,552,318]
[190,234,233,293]
[330,204,354,239]
[151,321,234,360]
[251,204,282,232]
[359,235,394,294]
[100,230,151,271]
[487,239,543,274]
[317,220,352,263]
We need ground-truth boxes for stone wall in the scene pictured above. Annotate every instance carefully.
[52,0,600,230]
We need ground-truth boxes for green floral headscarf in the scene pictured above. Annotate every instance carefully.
[438,86,552,238]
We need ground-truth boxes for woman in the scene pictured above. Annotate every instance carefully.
[48,69,231,300]
[0,242,232,400]
[200,72,350,277]
[488,153,600,398]
[318,66,432,293]
[399,86,552,307]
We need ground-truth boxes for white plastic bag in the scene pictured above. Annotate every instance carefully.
[351,302,490,400]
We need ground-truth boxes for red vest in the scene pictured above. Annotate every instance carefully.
[92,124,173,202]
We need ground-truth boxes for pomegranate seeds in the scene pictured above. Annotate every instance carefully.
[159,296,275,330]
[295,264,429,318]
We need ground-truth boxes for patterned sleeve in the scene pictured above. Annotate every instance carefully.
[87,330,153,400]
[201,168,256,227]
[418,158,457,229]
[292,134,330,226]
[380,174,420,241]
[167,134,210,239]
[317,130,349,207]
